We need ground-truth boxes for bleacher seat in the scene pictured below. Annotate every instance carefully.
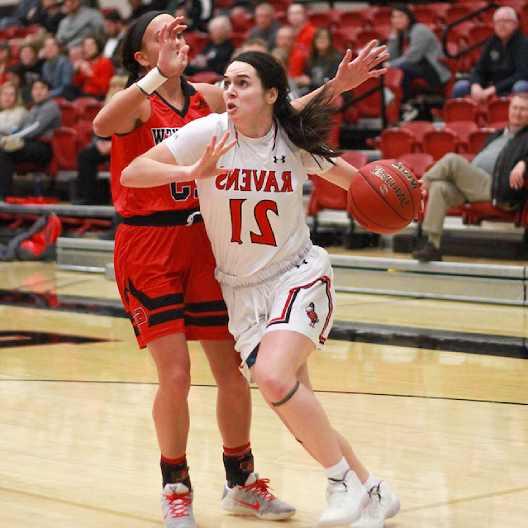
[56,99,78,127]
[422,129,458,160]
[50,127,79,180]
[467,128,495,154]
[399,153,435,179]
[400,121,435,147]
[377,128,416,158]
[486,97,510,129]
[444,120,478,151]
[442,98,480,122]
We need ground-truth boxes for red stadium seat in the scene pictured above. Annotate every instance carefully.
[184,31,209,59]
[307,176,348,216]
[74,120,95,148]
[486,97,510,128]
[56,99,79,127]
[444,120,478,151]
[467,128,495,154]
[377,128,416,158]
[340,11,370,31]
[49,127,79,177]
[422,129,458,160]
[399,153,434,179]
[442,98,480,122]
[400,121,435,147]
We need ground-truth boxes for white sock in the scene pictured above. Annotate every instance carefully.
[364,474,381,490]
[325,457,350,482]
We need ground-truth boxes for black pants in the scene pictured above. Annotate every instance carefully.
[76,144,110,204]
[399,59,443,101]
[0,140,52,199]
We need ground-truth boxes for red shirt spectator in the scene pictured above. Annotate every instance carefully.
[72,36,114,99]
[286,3,315,77]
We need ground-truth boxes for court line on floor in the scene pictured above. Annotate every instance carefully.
[401,485,528,513]
[0,485,160,525]
[0,378,526,406]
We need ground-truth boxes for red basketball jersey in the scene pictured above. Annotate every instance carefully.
[111,80,212,216]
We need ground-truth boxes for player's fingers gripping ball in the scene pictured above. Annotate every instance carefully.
[347,159,424,234]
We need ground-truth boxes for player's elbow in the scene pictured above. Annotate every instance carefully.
[120,163,136,187]
[93,113,111,137]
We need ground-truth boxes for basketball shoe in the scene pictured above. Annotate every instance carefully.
[351,481,400,528]
[161,483,196,528]
[221,472,296,520]
[318,470,369,527]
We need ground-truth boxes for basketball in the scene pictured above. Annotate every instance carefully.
[347,159,422,234]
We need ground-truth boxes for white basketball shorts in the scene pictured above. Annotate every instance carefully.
[220,245,336,378]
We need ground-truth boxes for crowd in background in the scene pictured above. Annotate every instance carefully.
[1,0,528,211]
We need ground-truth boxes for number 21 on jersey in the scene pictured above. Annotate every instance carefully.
[229,199,278,246]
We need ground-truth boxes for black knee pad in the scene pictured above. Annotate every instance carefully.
[271,380,300,407]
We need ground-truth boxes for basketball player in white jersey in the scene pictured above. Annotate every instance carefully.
[122,51,400,528]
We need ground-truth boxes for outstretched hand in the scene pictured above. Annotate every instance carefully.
[332,40,390,94]
[190,133,236,180]
[157,17,189,79]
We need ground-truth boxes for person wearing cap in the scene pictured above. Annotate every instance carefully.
[452,6,528,100]
[103,9,126,70]
[0,78,60,199]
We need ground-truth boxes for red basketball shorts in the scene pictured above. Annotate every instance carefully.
[114,217,231,348]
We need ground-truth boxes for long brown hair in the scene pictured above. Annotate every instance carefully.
[231,51,340,161]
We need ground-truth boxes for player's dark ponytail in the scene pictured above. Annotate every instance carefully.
[231,52,340,161]
[122,10,166,87]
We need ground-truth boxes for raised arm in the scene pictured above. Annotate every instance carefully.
[93,18,188,137]
[291,40,389,110]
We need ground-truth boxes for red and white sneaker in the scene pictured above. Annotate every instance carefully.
[221,472,296,520]
[161,483,196,528]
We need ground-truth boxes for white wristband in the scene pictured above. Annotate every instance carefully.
[136,66,168,95]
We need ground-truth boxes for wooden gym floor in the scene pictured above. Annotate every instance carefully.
[0,260,527,528]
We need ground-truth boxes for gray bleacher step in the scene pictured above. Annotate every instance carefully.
[331,255,527,306]
[57,237,114,272]
[0,203,115,218]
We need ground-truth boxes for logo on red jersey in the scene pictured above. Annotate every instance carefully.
[305,302,319,327]
[132,307,147,326]
[151,127,179,145]
[215,168,293,193]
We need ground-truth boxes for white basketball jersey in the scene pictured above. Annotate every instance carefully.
[164,112,332,281]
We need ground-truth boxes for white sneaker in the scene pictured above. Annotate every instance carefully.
[221,472,296,520]
[351,481,400,528]
[161,483,196,528]
[318,470,369,527]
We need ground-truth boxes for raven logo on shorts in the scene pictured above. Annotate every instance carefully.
[305,302,319,327]
[132,307,147,326]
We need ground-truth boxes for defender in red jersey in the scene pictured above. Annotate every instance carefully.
[94,12,295,528]
[94,11,389,527]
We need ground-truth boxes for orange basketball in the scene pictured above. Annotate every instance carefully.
[347,159,422,234]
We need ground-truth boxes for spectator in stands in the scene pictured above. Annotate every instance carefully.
[294,28,342,95]
[387,4,450,119]
[451,7,528,101]
[413,93,528,262]
[41,36,74,99]
[102,9,126,71]
[16,44,44,102]
[0,0,39,29]
[0,83,28,136]
[286,3,316,79]
[272,25,294,65]
[56,0,104,50]
[128,0,154,21]
[186,15,235,76]
[0,78,60,200]
[33,0,66,35]
[71,36,114,100]
[0,43,11,86]
[166,0,213,31]
[247,3,280,51]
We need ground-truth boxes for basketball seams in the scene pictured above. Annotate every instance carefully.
[358,168,410,222]
[386,161,419,220]
[348,184,402,232]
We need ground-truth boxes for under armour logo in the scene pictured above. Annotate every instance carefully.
[273,155,286,163]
